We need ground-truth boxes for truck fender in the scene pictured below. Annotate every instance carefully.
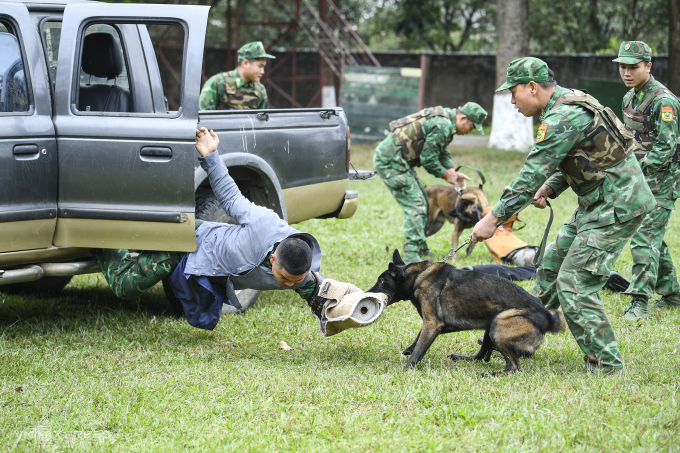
[194,153,288,222]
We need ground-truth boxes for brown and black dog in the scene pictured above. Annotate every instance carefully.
[368,250,566,376]
[425,185,489,259]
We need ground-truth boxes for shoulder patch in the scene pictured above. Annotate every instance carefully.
[661,105,673,123]
[536,123,549,142]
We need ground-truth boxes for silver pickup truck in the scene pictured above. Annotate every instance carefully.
[0,0,366,298]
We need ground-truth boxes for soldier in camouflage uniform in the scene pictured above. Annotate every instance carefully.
[198,41,274,110]
[472,58,656,374]
[613,41,680,320]
[373,102,488,263]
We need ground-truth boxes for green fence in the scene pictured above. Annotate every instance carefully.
[342,65,422,144]
[577,78,631,120]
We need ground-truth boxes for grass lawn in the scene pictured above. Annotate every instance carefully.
[2,143,680,452]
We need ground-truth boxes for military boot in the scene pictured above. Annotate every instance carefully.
[623,298,650,321]
[580,361,623,376]
[654,295,680,309]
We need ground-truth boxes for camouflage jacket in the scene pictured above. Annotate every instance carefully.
[198,68,269,110]
[622,76,680,207]
[374,108,456,178]
[491,85,655,231]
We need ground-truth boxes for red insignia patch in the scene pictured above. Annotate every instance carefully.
[536,123,549,142]
[625,44,630,50]
[661,106,673,123]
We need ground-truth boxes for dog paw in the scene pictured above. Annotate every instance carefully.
[402,348,413,356]
[448,353,468,362]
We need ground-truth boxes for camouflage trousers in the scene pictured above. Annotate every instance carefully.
[91,248,185,300]
[534,215,643,370]
[627,204,680,301]
[375,166,430,256]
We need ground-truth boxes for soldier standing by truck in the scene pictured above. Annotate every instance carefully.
[374,102,487,263]
[613,41,680,320]
[471,58,656,375]
[199,41,274,110]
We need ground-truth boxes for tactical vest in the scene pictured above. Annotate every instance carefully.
[551,90,639,195]
[622,85,680,162]
[389,106,451,166]
[216,72,262,110]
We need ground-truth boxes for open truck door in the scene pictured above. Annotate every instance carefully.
[52,3,209,252]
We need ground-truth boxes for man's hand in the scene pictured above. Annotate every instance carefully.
[471,211,499,243]
[532,184,555,209]
[195,127,219,157]
[444,168,470,188]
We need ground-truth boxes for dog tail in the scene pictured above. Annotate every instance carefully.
[546,309,567,334]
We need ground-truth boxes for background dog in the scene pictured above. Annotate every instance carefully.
[368,250,566,376]
[425,185,489,259]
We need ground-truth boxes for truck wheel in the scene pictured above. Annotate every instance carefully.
[0,276,73,295]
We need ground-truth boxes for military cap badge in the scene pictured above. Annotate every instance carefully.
[536,123,548,142]
[661,106,673,122]
[625,44,630,50]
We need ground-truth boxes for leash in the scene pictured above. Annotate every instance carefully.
[440,198,554,265]
[455,164,486,188]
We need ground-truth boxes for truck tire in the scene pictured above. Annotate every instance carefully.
[0,276,73,295]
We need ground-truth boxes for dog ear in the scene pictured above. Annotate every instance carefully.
[393,249,405,266]
[388,262,404,279]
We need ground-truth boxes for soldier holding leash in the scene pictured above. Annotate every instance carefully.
[472,58,655,375]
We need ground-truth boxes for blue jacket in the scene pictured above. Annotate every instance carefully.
[168,152,322,329]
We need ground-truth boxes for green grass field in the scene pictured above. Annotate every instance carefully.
[2,144,680,452]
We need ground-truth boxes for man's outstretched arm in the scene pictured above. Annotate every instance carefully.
[195,127,271,224]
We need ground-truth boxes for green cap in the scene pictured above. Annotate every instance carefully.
[237,41,276,62]
[496,57,553,92]
[458,102,488,135]
[612,41,652,64]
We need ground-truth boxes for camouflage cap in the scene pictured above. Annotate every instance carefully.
[496,57,553,92]
[612,41,652,64]
[458,102,488,135]
[237,41,276,62]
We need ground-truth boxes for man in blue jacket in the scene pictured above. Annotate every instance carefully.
[91,127,328,330]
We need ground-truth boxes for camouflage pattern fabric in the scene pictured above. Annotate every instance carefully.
[547,90,637,195]
[91,248,185,300]
[496,57,554,92]
[491,85,655,227]
[621,75,680,302]
[628,205,680,300]
[613,41,653,64]
[373,136,432,259]
[237,41,275,62]
[198,68,268,111]
[389,106,451,165]
[457,102,488,135]
[377,109,455,177]
[534,215,643,369]
[490,83,656,371]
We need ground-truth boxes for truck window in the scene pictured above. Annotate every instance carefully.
[0,19,30,113]
[76,23,132,113]
[71,21,185,115]
[41,20,62,94]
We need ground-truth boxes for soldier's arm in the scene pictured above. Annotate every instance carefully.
[544,170,570,198]
[198,75,223,111]
[640,96,679,175]
[419,117,454,178]
[491,112,581,222]
[258,85,269,109]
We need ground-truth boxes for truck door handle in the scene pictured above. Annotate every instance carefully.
[139,147,173,162]
[140,147,172,157]
[13,145,39,155]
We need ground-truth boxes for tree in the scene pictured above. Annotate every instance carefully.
[488,0,534,152]
[669,0,680,93]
